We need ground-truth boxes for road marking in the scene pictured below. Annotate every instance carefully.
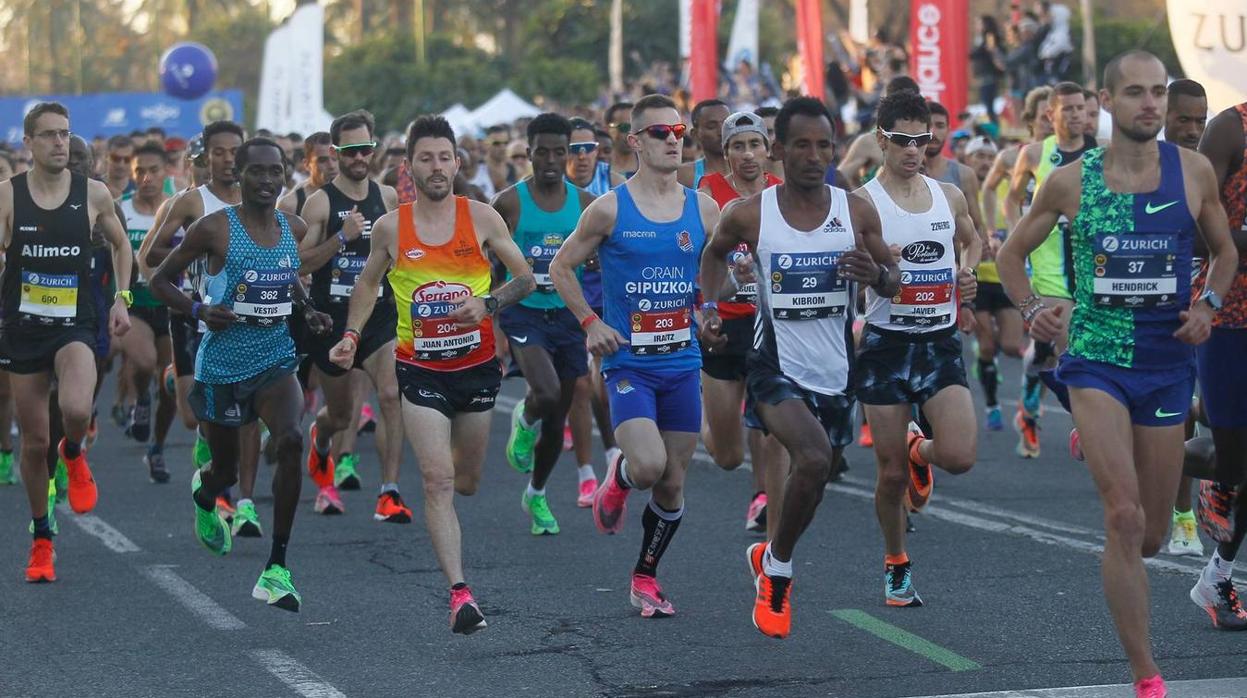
[141,565,246,630]
[64,510,141,553]
[829,609,981,672]
[251,649,346,698]
[901,676,1247,697]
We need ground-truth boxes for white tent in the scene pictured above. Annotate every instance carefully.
[441,103,475,138]
[466,88,540,131]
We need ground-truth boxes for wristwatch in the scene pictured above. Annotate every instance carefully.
[1200,288,1224,311]
[482,294,499,314]
[115,290,133,308]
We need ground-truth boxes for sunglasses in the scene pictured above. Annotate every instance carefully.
[610,122,631,133]
[878,129,933,148]
[334,142,376,157]
[634,123,688,141]
[569,141,599,155]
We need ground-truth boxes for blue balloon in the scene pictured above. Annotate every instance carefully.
[160,42,218,100]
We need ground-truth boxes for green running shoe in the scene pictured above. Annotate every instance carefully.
[252,564,301,612]
[191,470,231,556]
[192,435,212,469]
[28,479,58,536]
[505,400,538,474]
[53,458,68,504]
[334,453,361,490]
[521,489,560,536]
[231,500,263,538]
[0,450,14,485]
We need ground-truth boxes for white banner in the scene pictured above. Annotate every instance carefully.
[256,3,331,134]
[679,0,693,59]
[849,0,869,45]
[725,0,759,70]
[1167,0,1247,112]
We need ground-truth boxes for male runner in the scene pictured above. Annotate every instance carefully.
[678,99,730,189]
[551,94,720,618]
[1085,89,1102,139]
[1188,80,1247,630]
[0,102,133,582]
[330,115,534,634]
[924,102,989,244]
[701,97,900,638]
[151,137,332,612]
[104,135,136,199]
[857,89,980,607]
[1006,81,1097,457]
[998,51,1238,693]
[696,111,783,531]
[299,110,405,521]
[605,102,639,180]
[836,76,921,189]
[495,113,596,533]
[483,125,518,193]
[278,131,339,217]
[566,118,621,196]
[754,106,784,180]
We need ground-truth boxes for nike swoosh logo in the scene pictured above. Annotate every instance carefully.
[1155,408,1182,418]
[1144,201,1178,215]
[69,204,81,210]
[511,336,528,343]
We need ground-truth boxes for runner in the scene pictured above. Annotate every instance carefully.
[857,89,980,607]
[997,50,1238,692]
[495,113,596,533]
[0,102,133,582]
[1005,81,1097,458]
[923,101,990,245]
[696,111,784,532]
[150,136,332,612]
[278,131,338,217]
[836,76,921,189]
[298,110,405,521]
[754,106,784,181]
[566,118,621,196]
[329,115,535,633]
[550,94,720,618]
[483,125,518,193]
[605,102,639,180]
[700,97,899,637]
[678,99,730,189]
[1188,80,1247,629]
[104,135,136,199]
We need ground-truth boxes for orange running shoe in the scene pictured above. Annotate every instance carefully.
[1013,405,1040,459]
[1197,480,1235,543]
[752,572,792,638]
[858,422,873,448]
[374,491,413,524]
[58,438,97,514]
[25,538,55,583]
[904,428,932,512]
[215,495,236,523]
[747,542,765,579]
[305,424,335,489]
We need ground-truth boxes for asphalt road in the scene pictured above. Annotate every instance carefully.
[3,350,1246,698]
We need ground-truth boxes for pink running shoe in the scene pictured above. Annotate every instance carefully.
[592,450,630,534]
[745,492,767,532]
[357,403,376,434]
[577,478,597,508]
[1069,428,1085,462]
[449,584,487,634]
[1134,675,1166,698]
[314,485,345,515]
[630,573,675,618]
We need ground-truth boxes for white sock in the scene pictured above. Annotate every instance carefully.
[1206,550,1234,583]
[577,464,596,483]
[617,457,635,489]
[763,543,793,578]
[526,483,545,498]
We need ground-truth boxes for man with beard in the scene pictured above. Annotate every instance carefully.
[678,99,731,189]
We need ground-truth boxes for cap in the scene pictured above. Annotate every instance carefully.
[721,111,769,149]
[951,129,972,142]
[964,136,998,156]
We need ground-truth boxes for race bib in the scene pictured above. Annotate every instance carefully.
[769,251,848,320]
[629,296,692,355]
[1091,233,1177,308]
[233,268,294,326]
[328,253,382,302]
[410,282,481,361]
[525,240,562,291]
[19,271,78,319]
[890,268,954,327]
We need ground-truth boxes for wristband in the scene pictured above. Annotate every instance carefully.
[702,301,719,313]
[1022,303,1048,323]
[337,231,348,251]
[1017,294,1040,311]
[342,329,361,346]
[580,314,600,330]
[190,301,202,320]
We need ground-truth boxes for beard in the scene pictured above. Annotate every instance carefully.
[1119,122,1162,144]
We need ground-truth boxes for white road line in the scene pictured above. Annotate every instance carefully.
[141,565,246,631]
[251,649,347,698]
[64,510,141,553]
[902,676,1247,698]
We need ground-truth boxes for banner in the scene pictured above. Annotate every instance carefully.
[910,0,969,119]
[0,90,243,145]
[725,0,760,70]
[795,0,826,100]
[679,0,693,60]
[689,0,720,104]
[1167,0,1247,112]
[256,3,331,134]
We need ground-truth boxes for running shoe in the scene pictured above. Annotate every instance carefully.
[576,478,597,508]
[521,489,560,536]
[145,449,170,484]
[84,411,98,450]
[357,403,376,434]
[1190,574,1247,630]
[562,422,573,452]
[1021,375,1043,418]
[858,422,873,448]
[305,424,335,489]
[0,450,14,485]
[192,434,212,469]
[904,425,932,512]
[192,470,232,556]
[24,538,55,583]
[28,480,58,537]
[374,491,413,523]
[1134,675,1167,698]
[985,406,1003,432]
[1197,481,1235,543]
[58,438,97,514]
[505,400,538,474]
[128,396,152,443]
[335,453,361,490]
[1069,428,1084,462]
[1167,513,1203,557]
[592,450,630,535]
[630,573,675,618]
[252,564,301,612]
[747,542,765,579]
[1013,406,1040,459]
[745,492,767,532]
[450,585,487,634]
[53,458,67,504]
[231,500,263,538]
[752,572,792,639]
[314,485,345,515]
[885,561,923,607]
[215,495,236,523]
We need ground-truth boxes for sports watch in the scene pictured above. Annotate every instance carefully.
[1199,288,1224,311]
[482,294,499,314]
[115,290,134,308]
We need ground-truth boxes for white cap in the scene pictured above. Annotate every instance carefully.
[964,136,998,156]
[721,111,769,150]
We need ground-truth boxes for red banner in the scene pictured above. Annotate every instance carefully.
[689,0,720,104]
[910,0,968,119]
[795,0,825,100]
